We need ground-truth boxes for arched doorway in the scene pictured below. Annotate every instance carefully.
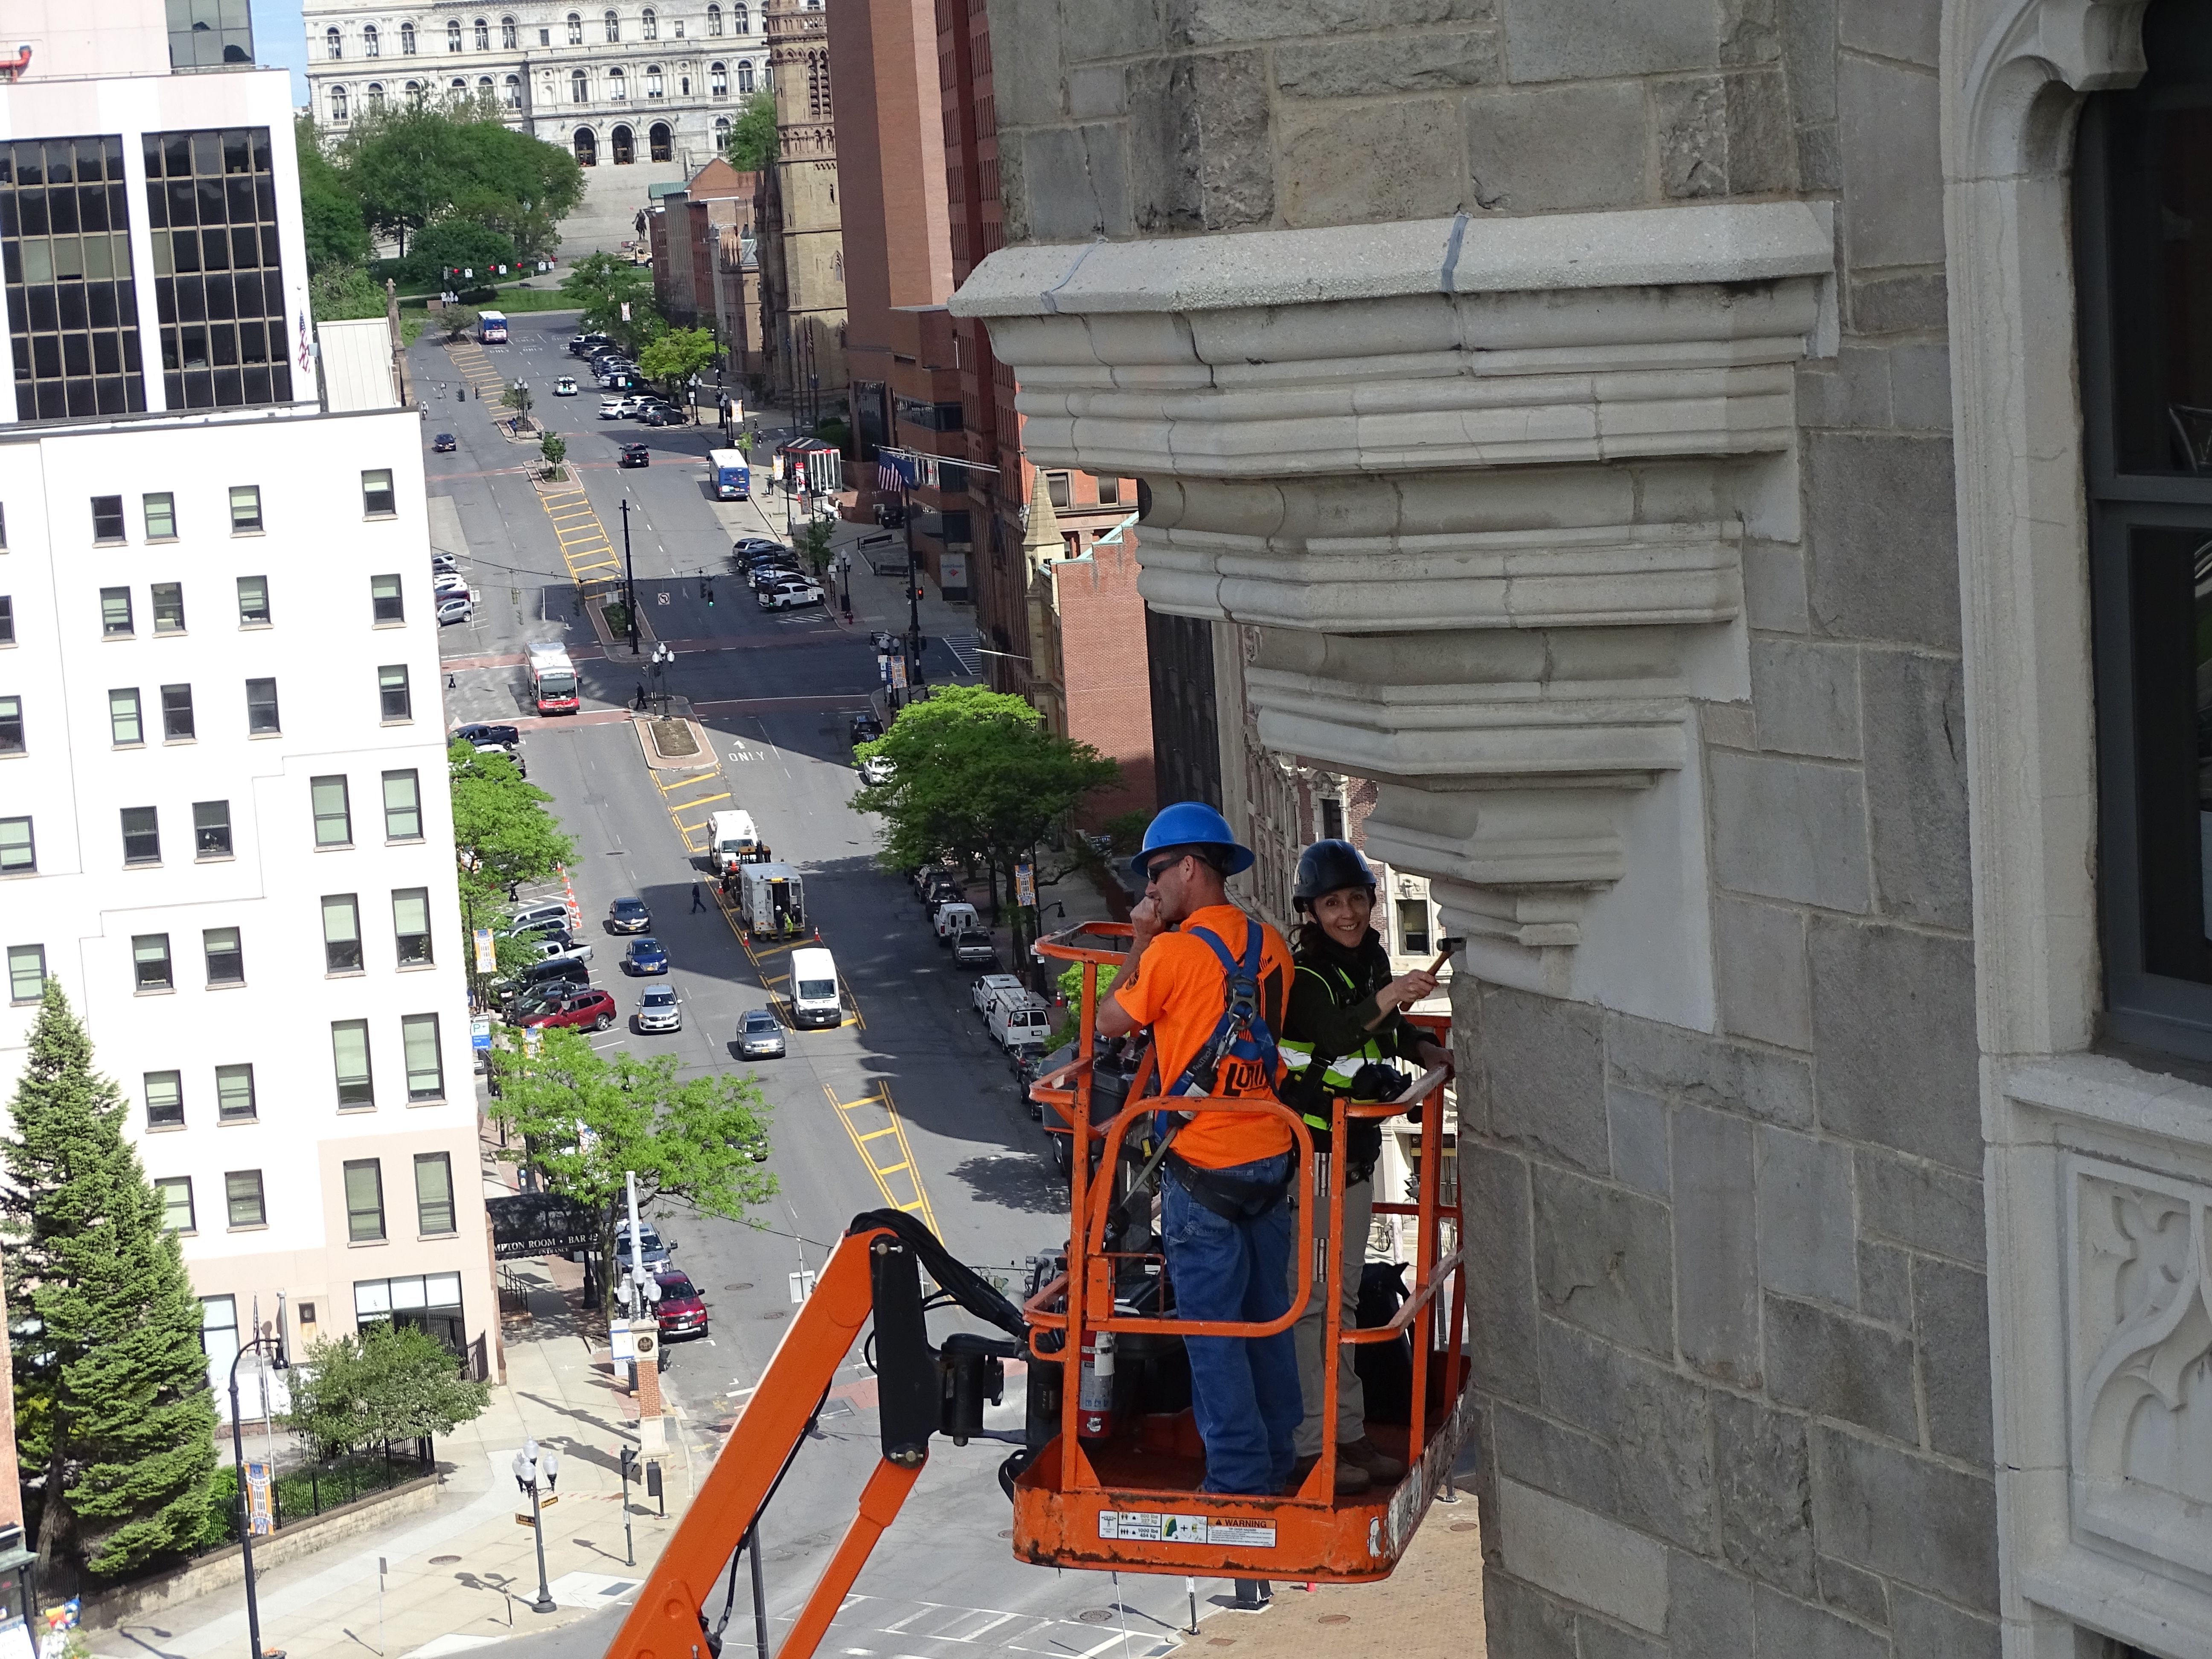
[649,122,672,162]
[573,127,597,166]
[611,124,635,164]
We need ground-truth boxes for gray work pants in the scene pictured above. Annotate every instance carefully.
[1288,1172,1372,1458]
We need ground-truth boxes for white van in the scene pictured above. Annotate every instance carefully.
[987,991,1054,1052]
[787,946,843,1029]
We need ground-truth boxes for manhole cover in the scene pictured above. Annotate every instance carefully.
[760,1309,787,1320]
[1317,1614,1351,1626]
[429,1555,462,1566]
[1076,1610,1114,1625]
[726,1282,753,1291]
[1449,1522,1479,1533]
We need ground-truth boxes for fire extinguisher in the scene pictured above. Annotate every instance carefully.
[1077,1328,1116,1439]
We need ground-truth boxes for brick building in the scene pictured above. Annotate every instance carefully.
[753,0,844,419]
[644,155,763,384]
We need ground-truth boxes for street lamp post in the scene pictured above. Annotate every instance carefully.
[227,1333,289,1659]
[620,498,640,655]
[511,1440,562,1613]
[649,642,675,715]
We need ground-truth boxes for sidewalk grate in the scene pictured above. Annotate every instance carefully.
[946,632,983,677]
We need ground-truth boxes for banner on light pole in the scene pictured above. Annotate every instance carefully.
[1015,861,1036,907]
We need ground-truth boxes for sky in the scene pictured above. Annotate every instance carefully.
[252,0,310,104]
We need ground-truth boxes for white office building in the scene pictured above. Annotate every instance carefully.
[0,2,498,1402]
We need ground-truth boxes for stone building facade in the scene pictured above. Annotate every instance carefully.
[752,0,845,415]
[954,0,2212,1655]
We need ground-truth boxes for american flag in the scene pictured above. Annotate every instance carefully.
[877,459,905,492]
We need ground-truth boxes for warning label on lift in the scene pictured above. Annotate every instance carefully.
[1097,1511,1277,1548]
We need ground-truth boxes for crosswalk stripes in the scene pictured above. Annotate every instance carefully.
[945,632,984,677]
[442,339,510,400]
[536,484,623,585]
[771,1592,1185,1658]
[823,1082,939,1239]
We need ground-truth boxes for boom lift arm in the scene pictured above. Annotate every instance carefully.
[605,1210,1027,1659]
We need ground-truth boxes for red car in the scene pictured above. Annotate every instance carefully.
[522,989,617,1031]
[653,1270,708,1339]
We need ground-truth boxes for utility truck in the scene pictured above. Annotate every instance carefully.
[734,862,805,940]
[707,809,765,872]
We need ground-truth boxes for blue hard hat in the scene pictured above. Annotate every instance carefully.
[1129,800,1256,881]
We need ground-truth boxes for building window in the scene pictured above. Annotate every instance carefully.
[0,137,149,422]
[144,492,176,538]
[367,82,386,113]
[400,21,416,52]
[92,496,126,542]
[101,587,133,636]
[1320,797,1344,842]
[733,2,748,31]
[364,23,379,56]
[146,1071,184,1129]
[474,17,490,49]
[502,15,518,47]
[605,9,620,41]
[1047,473,1071,509]
[132,931,172,989]
[447,19,463,50]
[225,1170,265,1228]
[708,3,722,33]
[504,75,522,109]
[229,486,262,532]
[575,127,597,164]
[246,677,279,734]
[311,775,351,846]
[737,60,753,92]
[122,809,161,867]
[371,573,403,624]
[195,799,232,857]
[710,61,726,96]
[642,7,658,38]
[1397,899,1432,957]
[568,12,583,44]
[325,25,342,58]
[362,469,395,516]
[344,1158,385,1239]
[608,67,627,102]
[160,683,195,741]
[143,129,294,413]
[415,1152,456,1234]
[451,76,469,97]
[354,1272,464,1350]
[649,122,672,160]
[402,1013,444,1100]
[393,888,433,965]
[0,820,33,876]
[406,81,425,106]
[8,943,46,1001]
[204,926,243,985]
[323,894,363,973]
[383,770,423,841]
[1097,475,1121,506]
[109,687,141,745]
[378,664,411,722]
[237,576,270,625]
[155,1176,195,1231]
[216,1062,255,1120]
[0,695,21,756]
[572,69,589,102]
[714,115,730,145]
[611,124,634,163]
[0,597,13,644]
[332,1022,374,1109]
[646,65,664,98]
[331,85,350,122]
[151,583,185,634]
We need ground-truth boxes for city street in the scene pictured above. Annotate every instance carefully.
[415,311,1220,1657]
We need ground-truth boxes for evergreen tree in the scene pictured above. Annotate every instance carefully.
[3,983,218,1585]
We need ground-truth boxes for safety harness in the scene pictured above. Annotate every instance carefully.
[1278,959,1398,1184]
[1157,920,1295,1222]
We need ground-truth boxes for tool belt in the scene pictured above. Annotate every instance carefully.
[1164,1150,1291,1222]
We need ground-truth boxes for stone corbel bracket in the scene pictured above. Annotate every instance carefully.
[955,203,1834,948]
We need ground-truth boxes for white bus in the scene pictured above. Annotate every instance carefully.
[478,309,509,344]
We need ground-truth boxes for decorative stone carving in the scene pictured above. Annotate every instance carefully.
[955,203,1831,952]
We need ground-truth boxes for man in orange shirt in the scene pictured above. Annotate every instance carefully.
[1097,802,1302,1496]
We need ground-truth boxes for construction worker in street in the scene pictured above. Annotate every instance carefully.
[1278,839,1455,1495]
[1095,802,1302,1496]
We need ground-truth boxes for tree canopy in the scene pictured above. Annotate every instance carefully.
[724,91,778,173]
[297,116,371,273]
[489,1029,775,1315]
[449,739,576,978]
[639,326,718,402]
[3,984,218,1584]
[284,1323,490,1461]
[559,252,662,353]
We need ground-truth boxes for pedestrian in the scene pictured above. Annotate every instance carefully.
[635,682,646,710]
[691,882,706,913]
[1095,802,1301,1497]
[1277,838,1451,1496]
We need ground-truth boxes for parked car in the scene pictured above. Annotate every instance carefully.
[619,443,651,469]
[555,375,579,396]
[599,398,627,419]
[607,897,652,934]
[652,1270,709,1339]
[851,711,886,745]
[759,579,824,611]
[972,973,1026,1017]
[614,1219,674,1271]
[750,562,803,589]
[432,432,457,452]
[736,1007,786,1059]
[952,931,998,968]
[506,901,574,932]
[522,989,617,1030]
[434,573,469,599]
[623,937,670,975]
[504,917,573,947]
[509,978,591,1018]
[453,722,520,749]
[920,874,964,912]
[436,596,474,625]
[432,552,461,574]
[636,984,683,1033]
[733,536,786,559]
[642,405,679,427]
[858,755,894,786]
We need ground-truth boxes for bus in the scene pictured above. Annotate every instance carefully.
[708,448,751,501]
[525,641,578,715]
[478,310,509,344]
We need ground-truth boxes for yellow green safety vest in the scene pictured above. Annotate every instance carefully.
[1278,961,1391,1135]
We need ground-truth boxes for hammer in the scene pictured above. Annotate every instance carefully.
[1365,937,1464,1030]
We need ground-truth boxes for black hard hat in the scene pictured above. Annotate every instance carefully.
[1292,839,1377,910]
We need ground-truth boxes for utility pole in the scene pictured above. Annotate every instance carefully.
[621,499,639,655]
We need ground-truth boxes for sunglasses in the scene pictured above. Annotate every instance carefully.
[1144,855,1185,883]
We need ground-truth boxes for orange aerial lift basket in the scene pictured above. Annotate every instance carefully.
[605,921,1472,1659]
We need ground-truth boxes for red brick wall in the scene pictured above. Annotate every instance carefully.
[1056,536,1156,825]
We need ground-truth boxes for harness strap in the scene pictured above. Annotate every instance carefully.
[1164,1150,1290,1220]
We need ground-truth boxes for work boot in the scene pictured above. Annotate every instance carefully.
[1338,1435,1406,1483]
[1288,1452,1370,1496]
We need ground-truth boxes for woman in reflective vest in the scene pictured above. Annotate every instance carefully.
[1278,838,1454,1496]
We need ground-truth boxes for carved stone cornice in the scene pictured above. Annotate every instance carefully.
[954,203,1831,951]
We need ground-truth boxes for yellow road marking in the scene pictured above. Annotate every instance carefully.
[822,1083,938,1236]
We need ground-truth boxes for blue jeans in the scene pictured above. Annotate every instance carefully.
[1163,1153,1302,1495]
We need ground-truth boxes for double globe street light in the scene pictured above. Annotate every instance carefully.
[511,1439,563,1614]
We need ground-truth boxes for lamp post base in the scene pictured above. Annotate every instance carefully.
[530,1597,558,1615]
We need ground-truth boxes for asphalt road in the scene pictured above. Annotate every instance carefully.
[416,312,1229,1659]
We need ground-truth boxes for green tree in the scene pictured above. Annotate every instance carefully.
[638,326,717,407]
[282,1324,490,1461]
[296,116,370,273]
[3,984,218,1586]
[309,264,389,322]
[437,306,481,342]
[854,687,1120,933]
[501,380,535,420]
[449,740,576,980]
[489,1029,775,1317]
[338,101,582,260]
[795,512,835,579]
[559,252,661,353]
[540,431,568,478]
[404,219,518,291]
[724,90,779,172]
